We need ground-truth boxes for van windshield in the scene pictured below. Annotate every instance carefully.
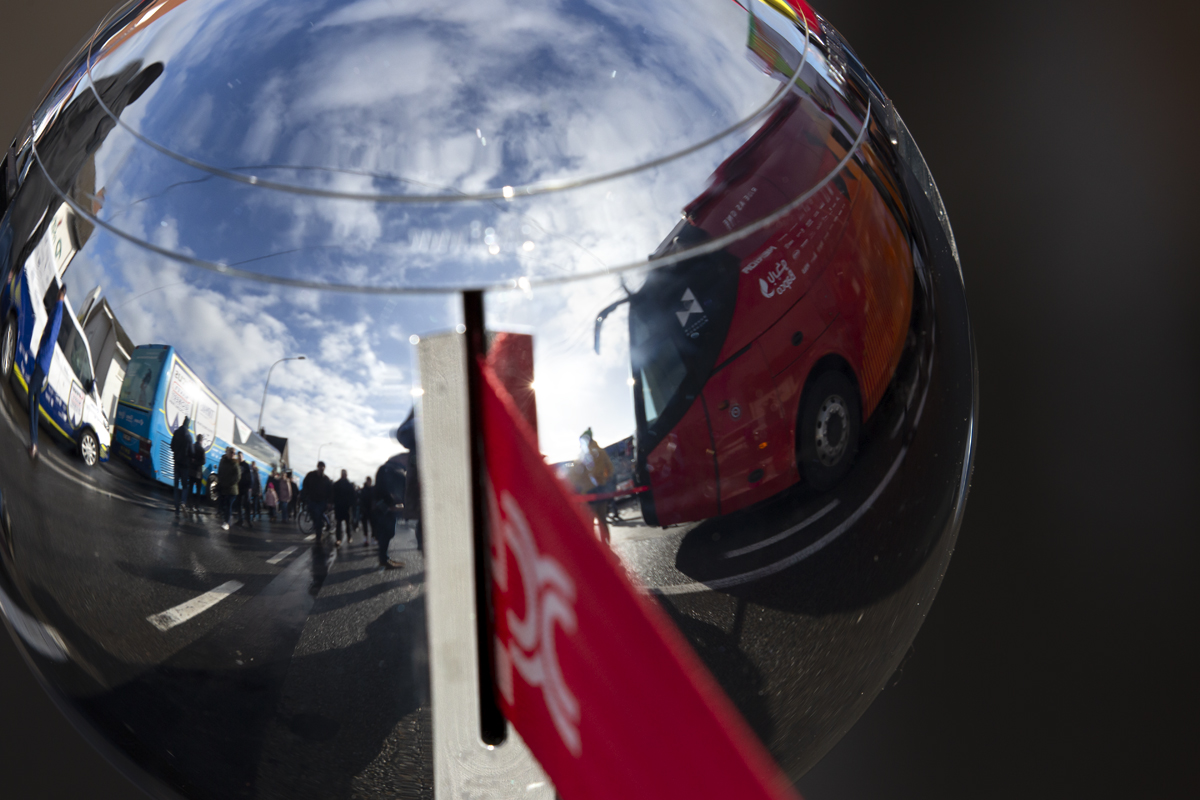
[57,320,93,385]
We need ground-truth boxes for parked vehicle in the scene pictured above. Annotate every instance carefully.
[0,204,111,466]
[601,47,917,526]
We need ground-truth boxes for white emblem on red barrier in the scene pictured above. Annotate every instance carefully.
[490,486,581,756]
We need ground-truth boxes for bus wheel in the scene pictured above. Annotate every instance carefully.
[1,316,16,379]
[798,370,861,491]
[79,429,99,467]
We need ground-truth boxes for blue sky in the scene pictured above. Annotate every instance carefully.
[46,0,849,470]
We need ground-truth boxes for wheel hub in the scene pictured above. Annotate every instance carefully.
[815,394,849,466]
[81,435,97,466]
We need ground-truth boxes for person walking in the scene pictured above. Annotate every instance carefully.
[397,410,422,551]
[568,427,615,544]
[359,476,374,546]
[302,461,334,544]
[216,446,240,530]
[250,462,262,523]
[264,481,278,522]
[276,470,292,523]
[27,283,66,460]
[333,469,355,546]
[288,473,300,520]
[372,455,406,569]
[189,434,207,512]
[236,453,252,526]
[170,417,194,515]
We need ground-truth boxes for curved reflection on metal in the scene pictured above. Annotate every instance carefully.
[77,3,813,204]
[0,1,974,798]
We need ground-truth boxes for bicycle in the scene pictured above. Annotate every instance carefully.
[297,505,334,539]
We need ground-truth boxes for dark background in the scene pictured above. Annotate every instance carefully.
[1,1,1196,798]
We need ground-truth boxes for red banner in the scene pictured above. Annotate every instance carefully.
[480,360,802,800]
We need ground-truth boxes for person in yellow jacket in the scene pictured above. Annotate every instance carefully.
[567,428,614,543]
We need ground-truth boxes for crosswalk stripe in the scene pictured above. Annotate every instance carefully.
[266,546,298,565]
[146,580,244,632]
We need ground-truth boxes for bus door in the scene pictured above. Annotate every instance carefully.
[700,343,788,515]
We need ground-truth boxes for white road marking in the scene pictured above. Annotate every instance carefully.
[723,499,839,558]
[0,584,68,661]
[146,580,243,632]
[303,534,315,541]
[651,446,907,595]
[266,546,297,565]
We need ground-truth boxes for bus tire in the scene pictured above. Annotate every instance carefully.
[1,315,16,381]
[78,428,100,468]
[797,369,861,492]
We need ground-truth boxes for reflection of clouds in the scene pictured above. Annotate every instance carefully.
[69,0,824,294]
[57,0,824,468]
[72,209,444,483]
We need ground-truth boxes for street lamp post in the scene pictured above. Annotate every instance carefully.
[317,442,336,464]
[257,356,306,434]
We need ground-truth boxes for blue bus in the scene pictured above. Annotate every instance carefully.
[112,345,280,490]
[0,203,112,466]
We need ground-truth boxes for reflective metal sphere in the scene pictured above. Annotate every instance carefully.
[0,1,974,798]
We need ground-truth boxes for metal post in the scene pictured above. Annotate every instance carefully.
[417,329,554,799]
[257,355,305,434]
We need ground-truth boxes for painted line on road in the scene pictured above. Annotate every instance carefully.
[303,534,314,542]
[146,580,244,632]
[651,446,907,595]
[266,546,298,565]
[723,499,839,558]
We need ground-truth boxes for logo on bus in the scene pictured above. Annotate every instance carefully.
[759,261,797,299]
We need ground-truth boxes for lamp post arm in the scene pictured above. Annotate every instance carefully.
[257,359,282,434]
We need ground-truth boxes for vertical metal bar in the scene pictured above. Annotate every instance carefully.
[462,290,507,745]
[417,327,554,800]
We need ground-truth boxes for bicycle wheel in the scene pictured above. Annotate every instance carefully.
[297,508,314,536]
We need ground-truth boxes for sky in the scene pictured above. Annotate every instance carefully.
[41,0,842,472]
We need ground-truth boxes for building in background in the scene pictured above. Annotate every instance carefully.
[78,291,134,427]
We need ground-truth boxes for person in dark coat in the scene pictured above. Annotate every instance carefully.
[332,469,355,546]
[250,463,262,522]
[170,416,193,514]
[27,283,66,460]
[288,474,300,520]
[216,447,240,531]
[237,454,252,526]
[358,476,375,546]
[189,435,207,511]
[373,454,406,569]
[302,462,334,543]
[397,409,422,551]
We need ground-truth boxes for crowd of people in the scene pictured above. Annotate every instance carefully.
[168,417,419,572]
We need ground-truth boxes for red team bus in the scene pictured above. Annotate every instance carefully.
[612,56,916,527]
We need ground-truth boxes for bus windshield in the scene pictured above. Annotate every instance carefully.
[628,233,740,447]
[631,312,687,426]
[120,348,167,409]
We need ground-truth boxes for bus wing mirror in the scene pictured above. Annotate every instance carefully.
[594,297,630,354]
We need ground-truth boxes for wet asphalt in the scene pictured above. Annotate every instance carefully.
[0,217,970,795]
